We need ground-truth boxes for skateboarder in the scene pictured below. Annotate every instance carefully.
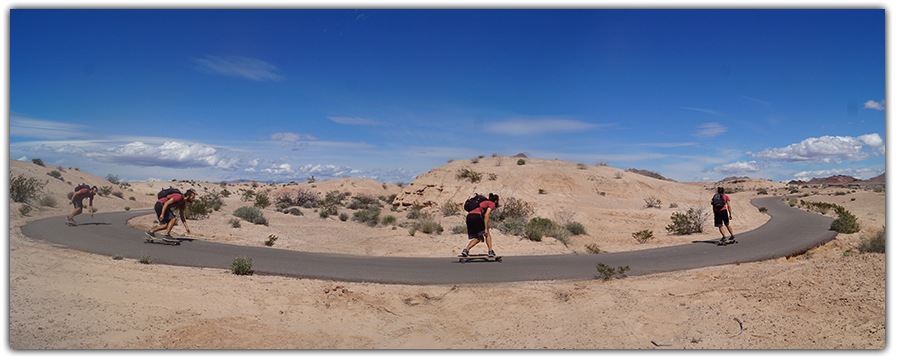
[461,193,500,258]
[67,184,98,225]
[712,187,736,244]
[146,188,197,239]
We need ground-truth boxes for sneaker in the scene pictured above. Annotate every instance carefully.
[163,234,175,240]
[145,230,156,238]
[729,236,735,241]
[461,249,469,257]
[488,250,496,258]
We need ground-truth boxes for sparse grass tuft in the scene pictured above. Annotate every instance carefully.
[632,229,654,244]
[595,263,630,281]
[265,234,278,246]
[857,226,885,254]
[231,257,253,275]
[456,168,483,183]
[139,254,151,264]
[585,243,605,254]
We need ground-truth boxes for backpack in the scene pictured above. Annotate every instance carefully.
[74,184,91,192]
[711,193,726,210]
[158,187,182,200]
[464,194,489,212]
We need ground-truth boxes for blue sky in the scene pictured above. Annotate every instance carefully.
[8,9,886,183]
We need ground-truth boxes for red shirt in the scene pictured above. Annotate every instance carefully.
[717,194,731,211]
[74,188,94,201]
[158,194,186,210]
[469,200,496,215]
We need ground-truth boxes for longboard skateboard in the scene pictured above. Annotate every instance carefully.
[144,237,181,246]
[717,239,738,246]
[458,254,502,263]
[65,221,77,226]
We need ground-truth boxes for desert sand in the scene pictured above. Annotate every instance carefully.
[7,157,885,349]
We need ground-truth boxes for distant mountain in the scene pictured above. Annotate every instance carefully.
[718,176,750,183]
[787,174,884,185]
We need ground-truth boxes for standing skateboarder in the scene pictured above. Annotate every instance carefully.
[146,188,196,239]
[712,186,736,245]
[461,193,500,258]
[67,184,98,225]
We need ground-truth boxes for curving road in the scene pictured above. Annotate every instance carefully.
[20,196,837,285]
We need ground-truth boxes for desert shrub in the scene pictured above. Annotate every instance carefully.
[32,158,45,166]
[379,194,397,204]
[632,229,654,244]
[451,224,468,234]
[757,188,768,195]
[18,205,32,216]
[456,168,482,183]
[758,207,768,213]
[112,190,125,199]
[319,210,329,219]
[97,186,113,196]
[785,197,798,207]
[129,196,136,201]
[339,213,349,221]
[265,234,278,246]
[644,196,662,209]
[414,219,444,235]
[288,208,303,216]
[490,197,534,223]
[666,206,706,235]
[353,206,381,227]
[112,254,123,260]
[595,160,609,167]
[669,203,678,208]
[239,189,256,202]
[139,254,151,264]
[382,215,397,225]
[254,193,271,209]
[233,206,268,225]
[585,243,605,254]
[228,218,241,228]
[858,226,885,254]
[440,199,461,216]
[406,205,429,220]
[565,221,587,236]
[517,159,526,166]
[596,263,630,281]
[10,174,48,203]
[184,196,213,220]
[231,257,253,275]
[830,211,860,234]
[106,174,120,185]
[38,195,57,207]
[347,194,379,210]
[47,170,63,180]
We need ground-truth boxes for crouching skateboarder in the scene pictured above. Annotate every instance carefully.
[460,193,501,261]
[66,184,98,225]
[146,188,196,240]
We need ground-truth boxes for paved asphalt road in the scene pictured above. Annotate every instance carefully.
[21,196,837,285]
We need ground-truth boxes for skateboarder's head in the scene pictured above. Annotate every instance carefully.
[184,189,197,202]
[717,187,725,194]
[488,193,499,208]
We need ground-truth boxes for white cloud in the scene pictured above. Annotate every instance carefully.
[864,99,885,111]
[751,134,884,164]
[486,118,607,136]
[271,132,318,142]
[10,116,92,139]
[327,116,385,126]
[692,122,727,138]
[713,160,763,175]
[191,55,284,81]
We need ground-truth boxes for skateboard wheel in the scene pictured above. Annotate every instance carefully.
[496,257,502,262]
[459,258,465,263]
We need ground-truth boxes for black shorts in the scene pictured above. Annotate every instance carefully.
[466,213,486,239]
[155,202,177,224]
[714,209,730,227]
[73,198,86,210]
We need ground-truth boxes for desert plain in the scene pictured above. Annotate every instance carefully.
[7,157,886,349]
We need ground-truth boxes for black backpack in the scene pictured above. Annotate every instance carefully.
[158,187,182,200]
[464,194,488,212]
[74,184,91,192]
[711,193,726,209]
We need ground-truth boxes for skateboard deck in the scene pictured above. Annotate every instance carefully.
[144,237,180,246]
[458,254,502,263]
[65,221,77,226]
[717,239,738,246]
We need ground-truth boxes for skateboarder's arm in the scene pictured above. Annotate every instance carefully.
[726,200,733,219]
[179,206,191,234]
[483,208,492,235]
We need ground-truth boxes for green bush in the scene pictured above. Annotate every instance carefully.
[265,234,278,246]
[184,196,213,220]
[756,188,768,195]
[517,159,526,166]
[451,224,468,234]
[231,257,253,275]
[456,168,482,183]
[382,215,397,225]
[10,174,47,203]
[339,213,349,221]
[585,243,605,254]
[644,196,662,209]
[566,221,587,236]
[228,218,241,228]
[18,205,32,216]
[233,206,268,225]
[32,158,45,166]
[139,254,151,264]
[97,186,113,196]
[254,193,271,209]
[632,229,654,244]
[412,219,444,235]
[490,197,534,224]
[830,211,860,234]
[525,217,571,243]
[499,218,526,236]
[406,205,428,220]
[665,207,706,235]
[47,170,63,180]
[440,200,461,216]
[595,263,630,281]
[38,195,57,207]
[858,226,885,254]
[288,208,303,216]
[353,206,381,227]
[347,194,379,210]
